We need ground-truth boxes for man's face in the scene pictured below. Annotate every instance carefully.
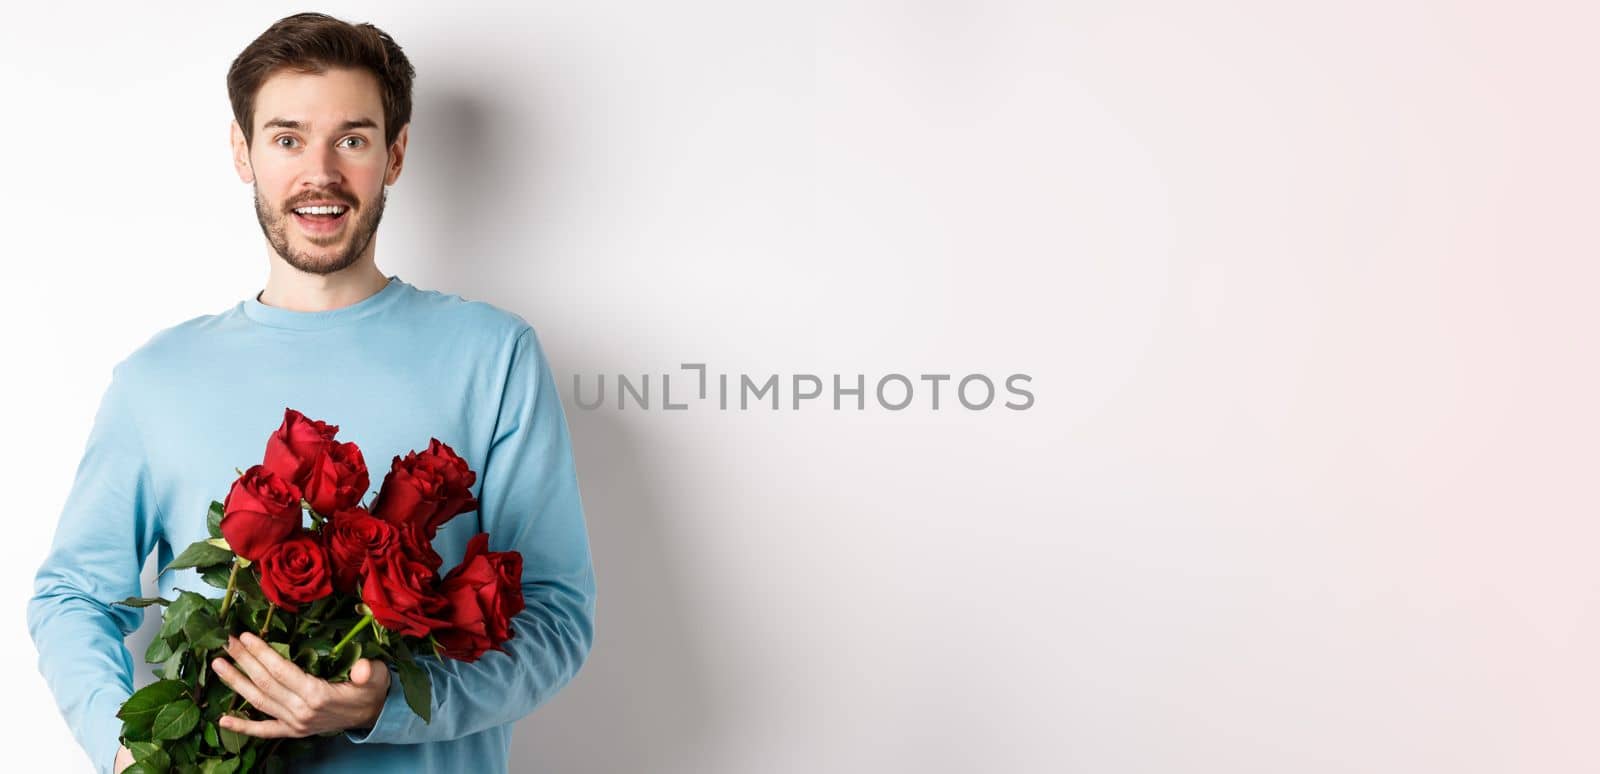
[231,66,406,275]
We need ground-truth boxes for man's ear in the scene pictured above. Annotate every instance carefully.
[384,123,409,186]
[230,119,253,183]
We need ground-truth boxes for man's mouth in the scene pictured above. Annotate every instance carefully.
[291,203,351,234]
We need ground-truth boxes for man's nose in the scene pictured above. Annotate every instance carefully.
[301,142,344,187]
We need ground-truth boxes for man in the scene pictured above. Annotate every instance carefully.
[25,13,596,773]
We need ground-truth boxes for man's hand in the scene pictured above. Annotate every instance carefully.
[113,745,134,773]
[212,632,390,739]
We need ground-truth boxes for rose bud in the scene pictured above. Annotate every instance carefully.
[361,553,451,638]
[371,438,479,538]
[257,532,333,613]
[300,439,370,516]
[221,464,303,561]
[324,506,398,594]
[262,407,339,488]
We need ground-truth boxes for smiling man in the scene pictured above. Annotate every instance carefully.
[240,72,395,284]
[26,13,596,774]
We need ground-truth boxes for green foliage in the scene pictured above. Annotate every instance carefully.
[152,700,200,740]
[119,520,450,770]
[207,501,225,539]
[118,596,172,608]
[393,642,433,724]
[163,542,234,573]
[117,680,187,741]
[158,592,209,640]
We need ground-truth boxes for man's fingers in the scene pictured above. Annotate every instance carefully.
[211,657,294,721]
[218,714,298,739]
[224,637,292,702]
[239,632,320,697]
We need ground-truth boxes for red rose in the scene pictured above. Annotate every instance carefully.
[324,507,398,594]
[396,522,443,573]
[256,532,333,612]
[299,440,370,517]
[435,533,524,662]
[361,554,450,637]
[262,408,339,486]
[221,465,303,561]
[371,438,479,538]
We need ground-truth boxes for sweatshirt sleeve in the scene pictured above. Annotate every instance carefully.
[348,325,597,744]
[27,360,165,774]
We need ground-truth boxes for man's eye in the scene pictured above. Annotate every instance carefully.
[341,137,366,148]
[276,136,298,148]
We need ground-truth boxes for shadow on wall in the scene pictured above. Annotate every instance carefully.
[413,78,719,774]
[414,75,729,771]
[508,402,718,774]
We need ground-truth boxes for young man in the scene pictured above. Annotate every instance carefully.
[26,13,596,773]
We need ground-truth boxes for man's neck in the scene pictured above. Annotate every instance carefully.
[258,263,389,313]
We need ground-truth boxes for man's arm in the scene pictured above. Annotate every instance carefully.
[27,360,164,774]
[348,325,597,745]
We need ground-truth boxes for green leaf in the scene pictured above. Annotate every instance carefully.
[118,596,172,608]
[207,501,225,539]
[128,740,171,773]
[200,566,232,590]
[169,732,198,766]
[164,541,234,573]
[184,606,227,652]
[201,757,239,774]
[203,721,219,749]
[295,642,322,672]
[121,764,155,774]
[301,595,336,623]
[232,566,262,602]
[202,681,232,723]
[395,660,432,724]
[159,648,186,681]
[118,679,187,735]
[269,641,291,660]
[178,732,201,762]
[159,592,208,640]
[145,636,174,664]
[152,699,200,741]
[218,714,247,754]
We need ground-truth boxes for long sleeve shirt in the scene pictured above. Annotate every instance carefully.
[26,274,597,773]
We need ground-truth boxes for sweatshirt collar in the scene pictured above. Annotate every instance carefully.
[241,274,408,330]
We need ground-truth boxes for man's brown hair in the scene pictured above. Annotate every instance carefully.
[226,12,416,150]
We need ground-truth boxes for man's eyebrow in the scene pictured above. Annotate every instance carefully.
[260,117,380,132]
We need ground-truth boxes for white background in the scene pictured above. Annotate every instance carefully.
[3,2,1598,772]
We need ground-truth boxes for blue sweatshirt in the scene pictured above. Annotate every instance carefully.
[26,274,596,773]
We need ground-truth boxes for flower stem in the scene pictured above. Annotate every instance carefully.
[218,560,241,618]
[332,612,374,657]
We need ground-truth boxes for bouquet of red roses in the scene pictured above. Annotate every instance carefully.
[112,408,524,774]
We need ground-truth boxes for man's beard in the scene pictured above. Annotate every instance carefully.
[253,185,387,276]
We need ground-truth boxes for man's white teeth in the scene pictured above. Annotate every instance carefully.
[294,205,348,215]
